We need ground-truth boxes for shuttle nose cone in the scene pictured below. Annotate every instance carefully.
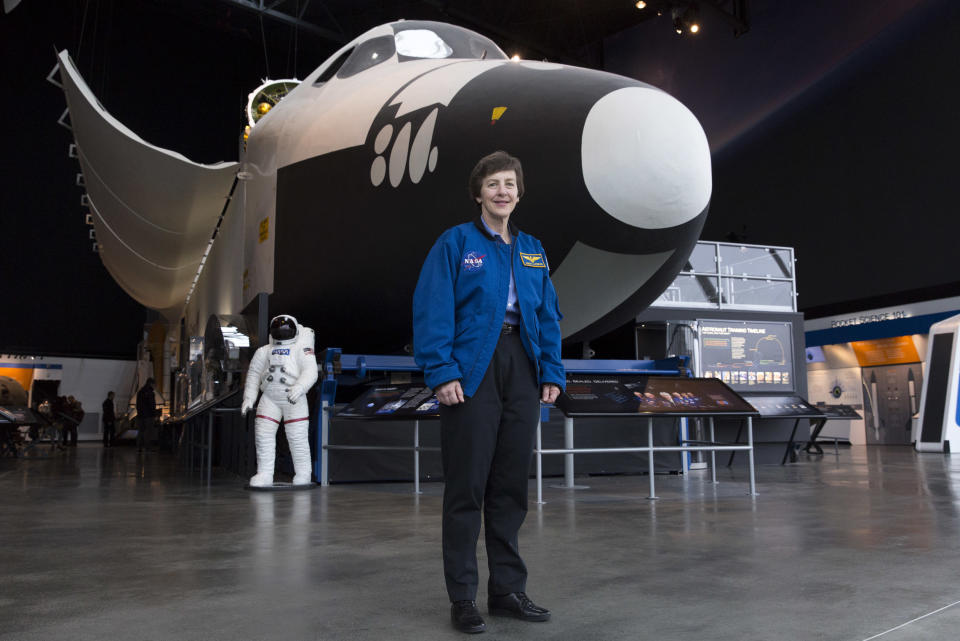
[581,87,712,230]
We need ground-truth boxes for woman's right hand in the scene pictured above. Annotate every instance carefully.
[435,380,465,406]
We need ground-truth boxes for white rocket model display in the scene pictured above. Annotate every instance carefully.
[241,315,319,486]
[55,19,713,354]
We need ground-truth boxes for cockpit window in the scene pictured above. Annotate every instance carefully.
[393,21,507,62]
[314,46,354,84]
[395,29,453,59]
[337,35,396,79]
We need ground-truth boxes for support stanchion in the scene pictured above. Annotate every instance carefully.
[747,416,757,496]
[320,400,330,486]
[647,417,658,500]
[413,420,422,495]
[550,416,588,490]
[536,420,544,505]
[206,412,213,484]
[710,417,717,484]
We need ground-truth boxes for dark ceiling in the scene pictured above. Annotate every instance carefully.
[191,0,667,66]
[132,0,750,70]
[2,0,956,358]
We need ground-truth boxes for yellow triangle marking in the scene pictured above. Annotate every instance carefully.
[491,106,508,124]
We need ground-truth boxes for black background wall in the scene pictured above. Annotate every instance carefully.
[3,1,958,358]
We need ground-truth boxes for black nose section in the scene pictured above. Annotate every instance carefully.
[424,62,710,261]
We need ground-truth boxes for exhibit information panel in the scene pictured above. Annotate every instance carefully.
[337,384,439,419]
[740,395,824,419]
[699,320,795,392]
[816,404,862,420]
[556,376,756,417]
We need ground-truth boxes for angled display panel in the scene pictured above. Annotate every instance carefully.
[556,376,756,417]
[740,395,823,419]
[337,384,440,419]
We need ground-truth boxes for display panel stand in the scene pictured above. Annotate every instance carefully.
[726,395,825,465]
[315,352,690,492]
[316,350,436,490]
[804,404,862,456]
[542,376,760,503]
[321,372,440,493]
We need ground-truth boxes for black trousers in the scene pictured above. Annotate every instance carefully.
[439,329,540,602]
[62,424,77,446]
[102,420,115,447]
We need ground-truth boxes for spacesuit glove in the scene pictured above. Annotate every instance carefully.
[241,398,254,415]
[287,384,306,404]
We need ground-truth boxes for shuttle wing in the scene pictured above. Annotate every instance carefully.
[57,50,238,319]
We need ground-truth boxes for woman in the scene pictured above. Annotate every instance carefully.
[413,150,565,634]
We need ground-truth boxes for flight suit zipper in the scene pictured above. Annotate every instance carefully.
[462,233,506,387]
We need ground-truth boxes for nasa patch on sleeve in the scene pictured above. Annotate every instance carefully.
[462,250,485,272]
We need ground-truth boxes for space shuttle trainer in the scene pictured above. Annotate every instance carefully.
[241,315,319,487]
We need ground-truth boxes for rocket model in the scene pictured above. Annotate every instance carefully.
[57,20,712,353]
[869,371,880,441]
[907,368,917,416]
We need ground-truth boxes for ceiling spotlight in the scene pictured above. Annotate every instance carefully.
[636,1,647,8]
[670,3,701,36]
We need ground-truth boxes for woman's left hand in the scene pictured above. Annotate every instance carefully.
[540,383,561,404]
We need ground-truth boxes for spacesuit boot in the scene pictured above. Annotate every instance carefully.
[286,420,312,485]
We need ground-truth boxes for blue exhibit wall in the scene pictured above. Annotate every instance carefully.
[806,311,960,349]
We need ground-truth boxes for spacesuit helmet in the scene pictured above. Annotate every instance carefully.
[269,315,299,343]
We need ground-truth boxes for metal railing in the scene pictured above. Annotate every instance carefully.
[652,240,797,312]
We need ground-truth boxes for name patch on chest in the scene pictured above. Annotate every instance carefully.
[271,348,290,355]
[462,251,486,272]
[520,252,546,268]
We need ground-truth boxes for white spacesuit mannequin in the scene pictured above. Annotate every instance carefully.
[242,315,319,486]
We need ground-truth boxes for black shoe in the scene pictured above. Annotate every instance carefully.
[451,600,486,634]
[488,592,550,622]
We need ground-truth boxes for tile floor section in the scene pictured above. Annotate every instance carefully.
[3,443,960,640]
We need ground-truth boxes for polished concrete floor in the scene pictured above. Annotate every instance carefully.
[3,444,960,640]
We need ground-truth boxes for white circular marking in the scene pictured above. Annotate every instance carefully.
[581,86,712,229]
[428,146,438,172]
[374,124,393,155]
[370,156,386,186]
[409,108,439,184]
[389,122,413,187]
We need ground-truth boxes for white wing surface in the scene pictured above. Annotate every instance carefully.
[57,51,238,319]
